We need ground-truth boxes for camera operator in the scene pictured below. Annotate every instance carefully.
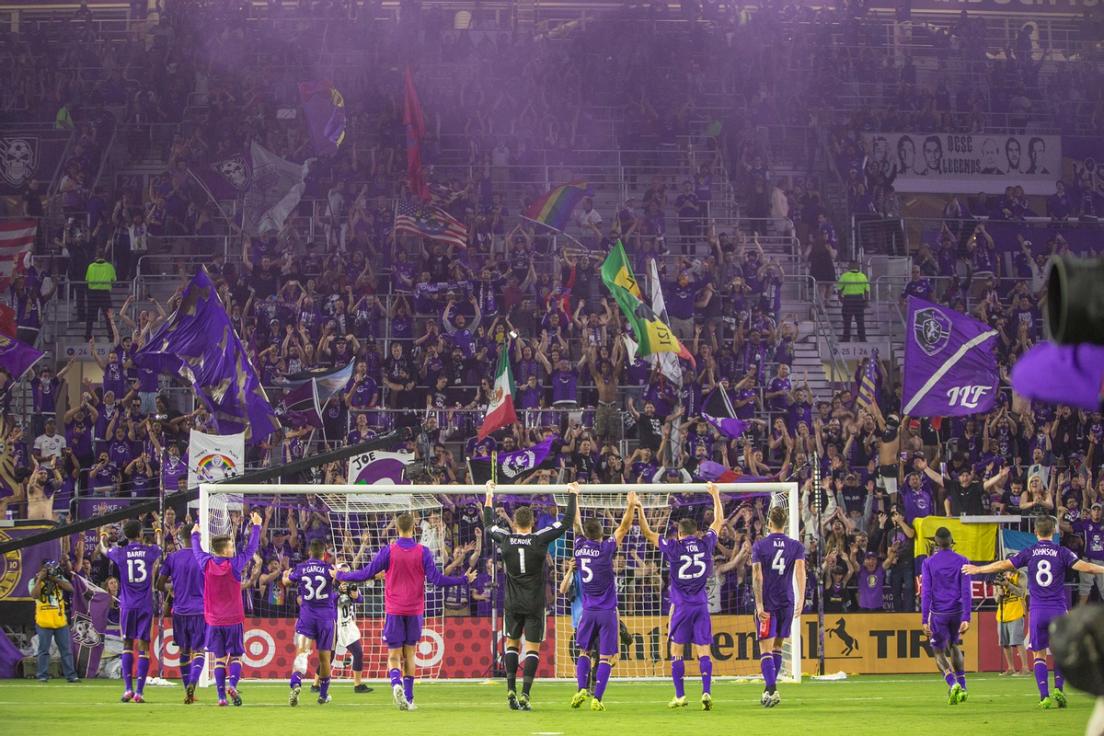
[993,561,1029,676]
[29,559,80,683]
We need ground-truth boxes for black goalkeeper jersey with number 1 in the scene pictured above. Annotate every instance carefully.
[484,495,576,616]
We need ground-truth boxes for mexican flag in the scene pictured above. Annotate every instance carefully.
[600,241,694,365]
[478,344,518,441]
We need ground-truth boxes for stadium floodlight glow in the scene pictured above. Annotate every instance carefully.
[199,482,801,683]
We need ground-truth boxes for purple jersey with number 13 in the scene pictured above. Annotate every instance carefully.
[106,542,162,612]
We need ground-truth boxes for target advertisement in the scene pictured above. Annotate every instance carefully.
[187,430,246,489]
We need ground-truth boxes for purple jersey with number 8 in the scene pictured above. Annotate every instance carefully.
[1009,539,1078,611]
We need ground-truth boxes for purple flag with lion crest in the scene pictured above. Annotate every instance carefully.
[901,297,999,417]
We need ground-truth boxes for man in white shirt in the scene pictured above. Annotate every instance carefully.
[576,197,603,248]
[33,419,67,462]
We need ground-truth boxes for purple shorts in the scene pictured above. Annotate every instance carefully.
[296,614,337,650]
[668,603,712,646]
[206,623,245,658]
[1028,606,1066,652]
[120,606,153,642]
[761,606,795,641]
[172,613,207,654]
[927,611,963,650]
[381,614,424,649]
[576,608,620,657]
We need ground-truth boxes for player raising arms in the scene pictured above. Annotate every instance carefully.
[570,490,637,711]
[338,511,475,711]
[751,504,806,708]
[484,479,578,711]
[921,527,971,706]
[191,510,262,707]
[964,516,1104,709]
[156,527,206,704]
[637,481,724,711]
[284,539,337,707]
[99,519,162,704]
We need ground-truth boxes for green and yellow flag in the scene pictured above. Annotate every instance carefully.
[600,241,694,365]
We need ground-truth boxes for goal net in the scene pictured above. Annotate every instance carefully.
[199,481,801,684]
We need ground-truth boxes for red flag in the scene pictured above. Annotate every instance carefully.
[403,66,429,202]
[0,220,34,291]
[0,303,15,338]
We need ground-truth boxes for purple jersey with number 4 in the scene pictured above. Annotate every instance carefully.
[1009,539,1078,611]
[574,537,619,611]
[752,533,804,611]
[659,529,717,607]
[106,542,162,612]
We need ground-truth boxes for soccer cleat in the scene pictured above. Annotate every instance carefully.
[1054,690,1068,709]
[227,687,242,707]
[701,693,713,711]
[1038,697,1056,710]
[948,683,962,706]
[132,694,145,704]
[518,693,532,711]
[507,691,519,711]
[760,691,771,707]
[667,696,688,709]
[185,684,196,705]
[956,688,968,704]
[590,698,605,712]
[121,691,134,703]
[289,686,301,707]
[571,689,589,709]
[310,684,321,693]
[392,683,409,711]
[406,702,418,711]
[354,684,373,693]
[217,699,228,707]
[318,695,332,705]
[769,692,781,708]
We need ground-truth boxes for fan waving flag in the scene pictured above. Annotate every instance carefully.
[276,361,355,427]
[395,199,468,249]
[468,437,556,484]
[135,268,279,442]
[478,345,517,441]
[298,80,346,157]
[243,142,312,236]
[601,241,694,365]
[0,334,43,383]
[0,219,34,290]
[403,66,429,202]
[522,181,591,232]
[855,348,879,412]
[703,413,748,439]
[902,297,999,417]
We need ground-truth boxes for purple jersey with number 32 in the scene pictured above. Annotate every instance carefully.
[659,529,717,607]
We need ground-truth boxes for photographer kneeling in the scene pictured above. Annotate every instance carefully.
[30,560,80,683]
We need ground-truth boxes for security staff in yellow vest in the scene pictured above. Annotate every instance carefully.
[995,565,1029,676]
[30,560,80,682]
[84,250,116,342]
[836,260,869,342]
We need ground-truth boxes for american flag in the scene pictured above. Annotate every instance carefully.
[0,219,34,290]
[394,200,469,249]
[856,348,879,412]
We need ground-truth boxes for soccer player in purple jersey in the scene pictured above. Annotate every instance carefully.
[99,518,162,703]
[569,489,637,711]
[156,527,206,704]
[751,505,806,708]
[283,538,338,707]
[338,511,475,711]
[191,511,262,707]
[921,527,971,705]
[638,481,723,710]
[964,516,1104,709]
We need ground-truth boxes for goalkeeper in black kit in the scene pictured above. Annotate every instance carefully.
[484,480,578,711]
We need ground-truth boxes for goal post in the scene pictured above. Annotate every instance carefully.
[198,481,801,683]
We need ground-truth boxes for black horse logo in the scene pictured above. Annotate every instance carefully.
[827,617,859,656]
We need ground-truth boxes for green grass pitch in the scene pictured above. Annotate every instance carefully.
[0,675,1089,736]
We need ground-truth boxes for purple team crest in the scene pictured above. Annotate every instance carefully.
[912,307,952,356]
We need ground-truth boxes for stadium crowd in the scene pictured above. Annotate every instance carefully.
[2,0,1103,638]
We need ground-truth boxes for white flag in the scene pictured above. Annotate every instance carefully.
[647,259,683,386]
[348,449,414,485]
[244,142,312,236]
[187,430,246,488]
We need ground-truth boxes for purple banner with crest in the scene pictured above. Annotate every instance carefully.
[69,574,111,678]
[0,523,62,601]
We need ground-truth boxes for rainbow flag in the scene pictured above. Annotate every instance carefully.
[522,181,591,232]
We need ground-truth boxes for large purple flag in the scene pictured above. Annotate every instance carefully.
[468,437,556,484]
[135,268,279,442]
[901,297,999,417]
[703,413,748,439]
[298,81,347,157]
[0,334,43,382]
[69,574,111,679]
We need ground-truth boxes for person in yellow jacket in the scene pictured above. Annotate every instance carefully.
[995,564,1029,677]
[84,251,116,341]
[836,260,869,342]
[30,560,80,682]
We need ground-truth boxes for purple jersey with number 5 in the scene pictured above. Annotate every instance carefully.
[659,529,717,607]
[106,542,162,612]
[573,537,619,611]
[752,533,805,610]
[1009,539,1078,611]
